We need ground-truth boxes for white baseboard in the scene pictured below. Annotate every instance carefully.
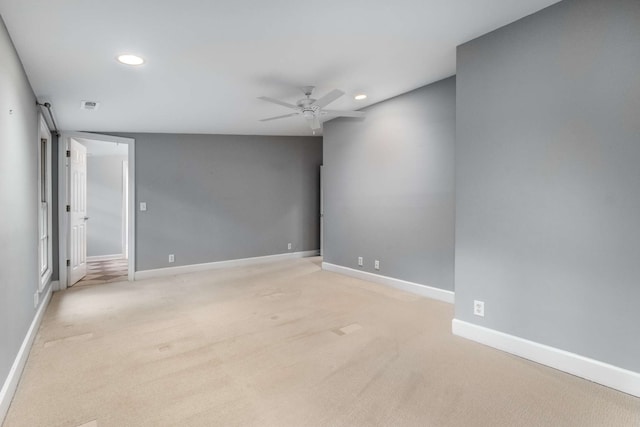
[87,254,125,262]
[322,262,454,304]
[0,285,52,423]
[452,319,640,398]
[50,280,60,292]
[135,250,320,280]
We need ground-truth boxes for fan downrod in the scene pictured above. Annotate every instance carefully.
[301,86,315,97]
[297,86,317,108]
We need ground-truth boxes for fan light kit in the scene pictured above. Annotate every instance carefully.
[354,94,367,100]
[259,86,366,133]
[117,54,144,65]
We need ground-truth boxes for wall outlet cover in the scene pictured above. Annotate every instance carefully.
[168,254,175,263]
[474,300,485,317]
[374,260,380,270]
[358,257,363,267]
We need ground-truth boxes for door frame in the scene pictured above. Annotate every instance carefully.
[58,132,136,290]
[320,165,324,257]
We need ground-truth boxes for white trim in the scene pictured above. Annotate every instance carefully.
[320,165,324,257]
[127,138,135,281]
[135,250,320,280]
[51,280,61,292]
[452,319,640,398]
[59,132,135,289]
[0,285,52,424]
[321,262,455,304]
[38,114,53,292]
[40,270,52,292]
[122,160,129,259]
[87,254,125,262]
[58,133,68,289]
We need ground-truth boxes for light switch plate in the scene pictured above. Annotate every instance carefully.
[140,202,147,211]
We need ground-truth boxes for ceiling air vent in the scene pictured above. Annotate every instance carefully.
[80,100,100,110]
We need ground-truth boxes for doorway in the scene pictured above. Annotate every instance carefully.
[320,165,324,257]
[58,132,135,290]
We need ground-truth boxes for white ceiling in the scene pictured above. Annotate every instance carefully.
[1,0,560,136]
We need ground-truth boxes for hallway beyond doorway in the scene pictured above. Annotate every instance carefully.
[73,258,128,287]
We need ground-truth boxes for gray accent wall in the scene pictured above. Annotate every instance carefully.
[0,16,51,392]
[87,155,127,257]
[112,133,322,271]
[323,77,456,291]
[455,0,640,372]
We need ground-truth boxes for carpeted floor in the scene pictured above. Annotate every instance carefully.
[3,257,639,426]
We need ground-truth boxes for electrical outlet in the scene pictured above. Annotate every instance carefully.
[358,257,363,267]
[374,260,380,270]
[33,292,39,308]
[168,254,175,263]
[139,202,147,211]
[287,243,292,250]
[474,300,485,317]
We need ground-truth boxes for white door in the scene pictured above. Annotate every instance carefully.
[122,160,129,259]
[69,139,88,285]
[320,165,324,257]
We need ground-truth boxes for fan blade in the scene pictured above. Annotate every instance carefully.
[305,115,322,130]
[322,110,366,118]
[258,96,299,110]
[312,89,345,108]
[260,112,299,122]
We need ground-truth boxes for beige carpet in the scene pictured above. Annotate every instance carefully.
[4,257,639,426]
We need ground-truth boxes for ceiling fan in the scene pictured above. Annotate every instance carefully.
[258,86,365,133]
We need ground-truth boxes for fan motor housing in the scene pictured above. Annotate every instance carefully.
[297,98,316,108]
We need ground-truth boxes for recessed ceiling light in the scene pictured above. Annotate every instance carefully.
[117,54,144,66]
[354,94,367,100]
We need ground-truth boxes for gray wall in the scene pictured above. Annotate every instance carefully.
[323,77,456,291]
[0,16,51,392]
[112,133,322,271]
[455,0,640,372]
[87,155,127,257]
